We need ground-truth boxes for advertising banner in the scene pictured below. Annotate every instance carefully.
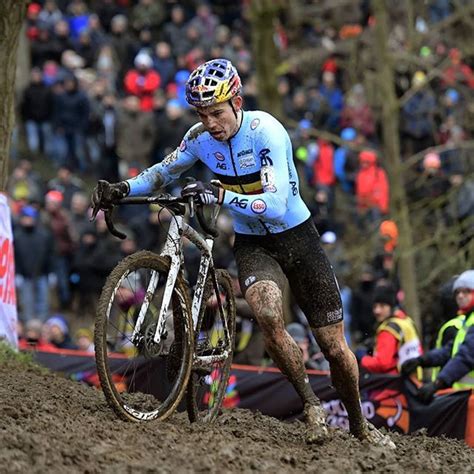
[0,194,17,348]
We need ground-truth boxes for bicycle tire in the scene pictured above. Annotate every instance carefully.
[186,269,236,423]
[95,250,193,422]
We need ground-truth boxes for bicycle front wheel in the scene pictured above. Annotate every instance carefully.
[186,269,236,423]
[95,251,193,422]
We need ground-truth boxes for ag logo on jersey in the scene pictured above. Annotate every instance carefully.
[251,199,267,214]
[214,152,225,161]
[250,118,260,130]
[179,140,187,152]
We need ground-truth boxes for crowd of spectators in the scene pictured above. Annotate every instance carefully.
[8,1,474,366]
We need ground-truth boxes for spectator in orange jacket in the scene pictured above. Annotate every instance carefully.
[355,149,389,227]
[124,52,161,112]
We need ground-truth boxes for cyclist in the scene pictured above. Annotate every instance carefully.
[91,58,393,447]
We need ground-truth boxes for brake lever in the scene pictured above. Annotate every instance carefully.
[185,176,196,218]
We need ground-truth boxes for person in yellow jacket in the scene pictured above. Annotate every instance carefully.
[360,285,423,376]
[403,270,474,402]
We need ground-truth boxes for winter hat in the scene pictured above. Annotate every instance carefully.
[373,285,398,307]
[286,323,307,343]
[359,149,377,164]
[134,52,153,69]
[20,205,39,219]
[341,127,356,141]
[45,315,69,335]
[423,152,441,170]
[453,270,474,293]
[321,231,337,244]
[45,190,64,203]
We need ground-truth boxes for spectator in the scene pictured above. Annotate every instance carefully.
[44,190,75,309]
[124,53,161,112]
[318,70,343,132]
[334,127,358,194]
[153,42,176,88]
[162,5,189,57]
[18,319,57,351]
[21,67,54,157]
[38,0,63,32]
[340,84,375,138]
[360,285,422,376]
[401,71,436,156]
[47,165,85,210]
[75,328,94,352]
[441,48,474,89]
[44,315,77,349]
[286,322,329,371]
[116,95,155,173]
[7,160,43,208]
[350,265,377,344]
[14,205,55,323]
[51,75,90,172]
[355,149,389,227]
[130,0,165,38]
[414,270,474,402]
[69,191,91,243]
[320,231,349,278]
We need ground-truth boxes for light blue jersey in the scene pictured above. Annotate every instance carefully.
[127,110,310,235]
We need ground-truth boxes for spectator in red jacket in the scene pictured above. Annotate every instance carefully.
[360,285,422,376]
[442,48,474,89]
[124,52,161,112]
[355,149,389,227]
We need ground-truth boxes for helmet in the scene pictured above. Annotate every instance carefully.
[185,58,241,107]
[453,270,474,293]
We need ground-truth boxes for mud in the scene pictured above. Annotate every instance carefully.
[1,358,472,473]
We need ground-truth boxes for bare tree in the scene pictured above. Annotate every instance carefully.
[0,0,28,191]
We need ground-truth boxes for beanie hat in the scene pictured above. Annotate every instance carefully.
[341,127,356,141]
[453,270,474,293]
[373,285,397,307]
[45,315,69,334]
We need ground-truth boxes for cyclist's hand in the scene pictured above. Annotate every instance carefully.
[91,180,130,214]
[181,180,224,206]
[417,380,445,403]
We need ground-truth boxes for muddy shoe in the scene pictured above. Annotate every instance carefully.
[357,421,396,449]
[303,404,329,444]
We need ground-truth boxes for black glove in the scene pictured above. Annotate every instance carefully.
[91,180,130,211]
[181,180,224,206]
[417,379,445,403]
[401,357,422,376]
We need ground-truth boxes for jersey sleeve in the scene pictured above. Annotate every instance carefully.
[221,118,290,220]
[126,127,200,196]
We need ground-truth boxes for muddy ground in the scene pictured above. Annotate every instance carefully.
[1,357,473,474]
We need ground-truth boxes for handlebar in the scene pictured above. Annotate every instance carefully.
[92,194,220,240]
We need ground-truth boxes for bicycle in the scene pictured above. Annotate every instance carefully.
[92,181,236,424]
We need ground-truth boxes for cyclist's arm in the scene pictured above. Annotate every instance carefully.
[221,123,291,220]
[126,135,199,196]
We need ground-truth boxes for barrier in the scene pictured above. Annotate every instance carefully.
[28,348,473,446]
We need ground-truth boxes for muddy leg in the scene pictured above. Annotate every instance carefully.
[245,281,318,406]
[313,321,366,438]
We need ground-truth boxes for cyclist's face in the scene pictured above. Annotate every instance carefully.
[196,96,242,141]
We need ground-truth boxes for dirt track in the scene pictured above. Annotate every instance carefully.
[1,357,473,473]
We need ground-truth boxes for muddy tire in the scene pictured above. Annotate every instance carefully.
[95,251,193,422]
[186,269,236,423]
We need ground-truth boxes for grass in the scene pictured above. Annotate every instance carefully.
[0,341,50,375]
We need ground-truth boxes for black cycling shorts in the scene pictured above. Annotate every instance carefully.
[233,218,343,328]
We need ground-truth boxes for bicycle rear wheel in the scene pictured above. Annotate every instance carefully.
[186,269,236,423]
[95,250,193,422]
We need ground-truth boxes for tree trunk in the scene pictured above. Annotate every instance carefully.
[249,0,284,119]
[0,1,28,191]
[372,0,422,330]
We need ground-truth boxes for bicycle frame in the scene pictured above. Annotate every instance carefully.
[131,213,231,365]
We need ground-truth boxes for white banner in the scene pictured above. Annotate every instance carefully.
[0,193,18,348]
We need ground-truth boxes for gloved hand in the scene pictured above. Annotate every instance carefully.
[417,379,445,403]
[401,357,422,376]
[181,180,224,206]
[91,180,130,211]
